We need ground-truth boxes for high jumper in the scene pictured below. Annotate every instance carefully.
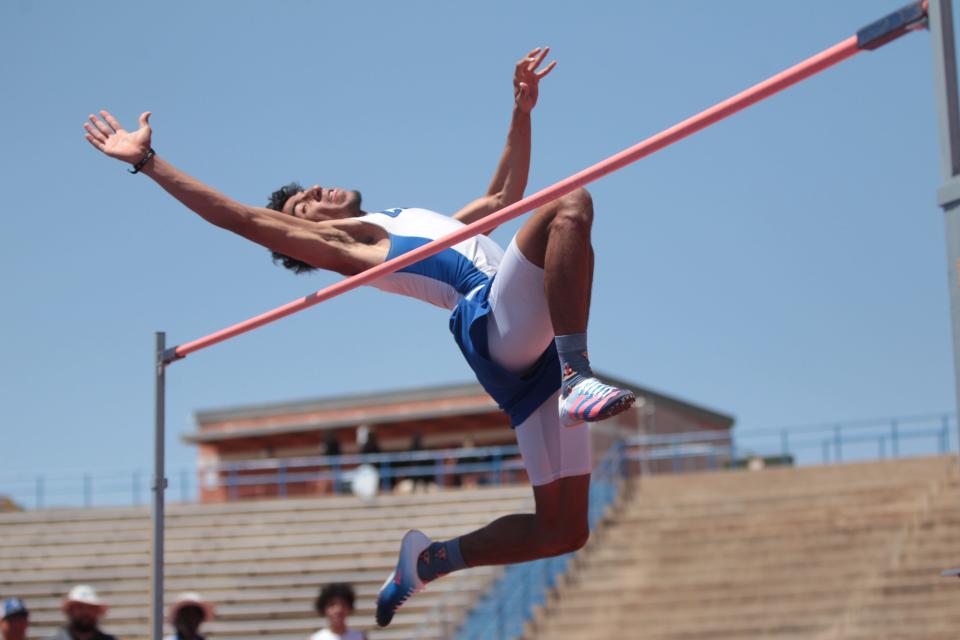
[84,47,636,627]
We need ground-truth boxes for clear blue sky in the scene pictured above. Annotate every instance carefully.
[0,1,953,494]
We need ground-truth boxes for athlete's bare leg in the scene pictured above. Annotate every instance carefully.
[514,187,595,335]
[376,189,624,628]
[458,473,590,565]
[514,187,635,425]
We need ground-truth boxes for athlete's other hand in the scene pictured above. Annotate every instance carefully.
[83,110,153,164]
[514,47,556,113]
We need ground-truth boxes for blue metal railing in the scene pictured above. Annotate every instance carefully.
[0,466,197,510]
[451,441,626,640]
[622,413,955,473]
[732,412,954,468]
[0,445,528,510]
[213,445,526,496]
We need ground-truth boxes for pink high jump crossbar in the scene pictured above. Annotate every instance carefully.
[147,5,930,640]
[164,1,928,363]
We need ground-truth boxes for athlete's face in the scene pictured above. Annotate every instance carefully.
[282,185,362,222]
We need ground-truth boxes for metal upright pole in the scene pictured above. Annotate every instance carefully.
[929,0,960,580]
[151,332,168,640]
[930,0,960,455]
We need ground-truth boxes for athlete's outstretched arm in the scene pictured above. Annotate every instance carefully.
[83,110,359,274]
[453,47,556,232]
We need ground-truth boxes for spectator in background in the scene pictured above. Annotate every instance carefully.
[455,436,490,488]
[165,593,214,640]
[361,429,389,489]
[2,598,29,640]
[324,431,344,494]
[323,431,342,457]
[49,586,116,640]
[311,584,366,640]
[394,433,432,494]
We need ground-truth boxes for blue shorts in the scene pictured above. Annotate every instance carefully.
[449,277,562,427]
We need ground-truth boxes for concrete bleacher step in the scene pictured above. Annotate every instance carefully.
[0,493,535,543]
[0,507,531,551]
[0,485,534,523]
[549,579,960,620]
[0,520,491,560]
[542,583,960,620]
[627,481,934,507]
[591,528,898,558]
[0,522,513,572]
[535,596,960,638]
[1,567,491,604]
[621,494,932,522]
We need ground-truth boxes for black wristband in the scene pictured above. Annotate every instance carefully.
[128,148,156,174]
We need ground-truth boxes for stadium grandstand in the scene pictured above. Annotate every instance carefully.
[2,374,959,639]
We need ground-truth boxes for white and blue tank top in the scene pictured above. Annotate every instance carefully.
[360,208,504,309]
[360,206,559,427]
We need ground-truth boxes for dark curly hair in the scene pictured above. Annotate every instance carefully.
[265,181,317,274]
[315,583,356,613]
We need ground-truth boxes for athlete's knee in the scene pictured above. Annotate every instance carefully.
[538,519,589,556]
[558,187,593,215]
[559,524,590,554]
[555,188,593,225]
[549,190,593,235]
[558,187,593,213]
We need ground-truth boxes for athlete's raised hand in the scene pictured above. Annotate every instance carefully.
[83,110,153,164]
[514,47,556,113]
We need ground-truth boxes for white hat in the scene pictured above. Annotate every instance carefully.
[168,592,215,623]
[63,585,107,613]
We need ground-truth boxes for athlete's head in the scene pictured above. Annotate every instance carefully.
[277,183,363,222]
[265,181,364,274]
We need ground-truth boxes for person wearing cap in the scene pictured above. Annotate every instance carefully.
[310,584,366,640]
[1,598,29,640]
[164,593,213,640]
[49,585,117,640]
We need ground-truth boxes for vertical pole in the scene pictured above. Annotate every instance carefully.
[333,459,343,495]
[151,332,168,640]
[930,0,960,453]
[381,460,391,492]
[943,414,952,451]
[892,419,900,458]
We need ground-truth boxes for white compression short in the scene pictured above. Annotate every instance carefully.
[485,238,593,486]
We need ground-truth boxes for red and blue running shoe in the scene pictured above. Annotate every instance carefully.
[376,529,431,627]
[559,377,636,427]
